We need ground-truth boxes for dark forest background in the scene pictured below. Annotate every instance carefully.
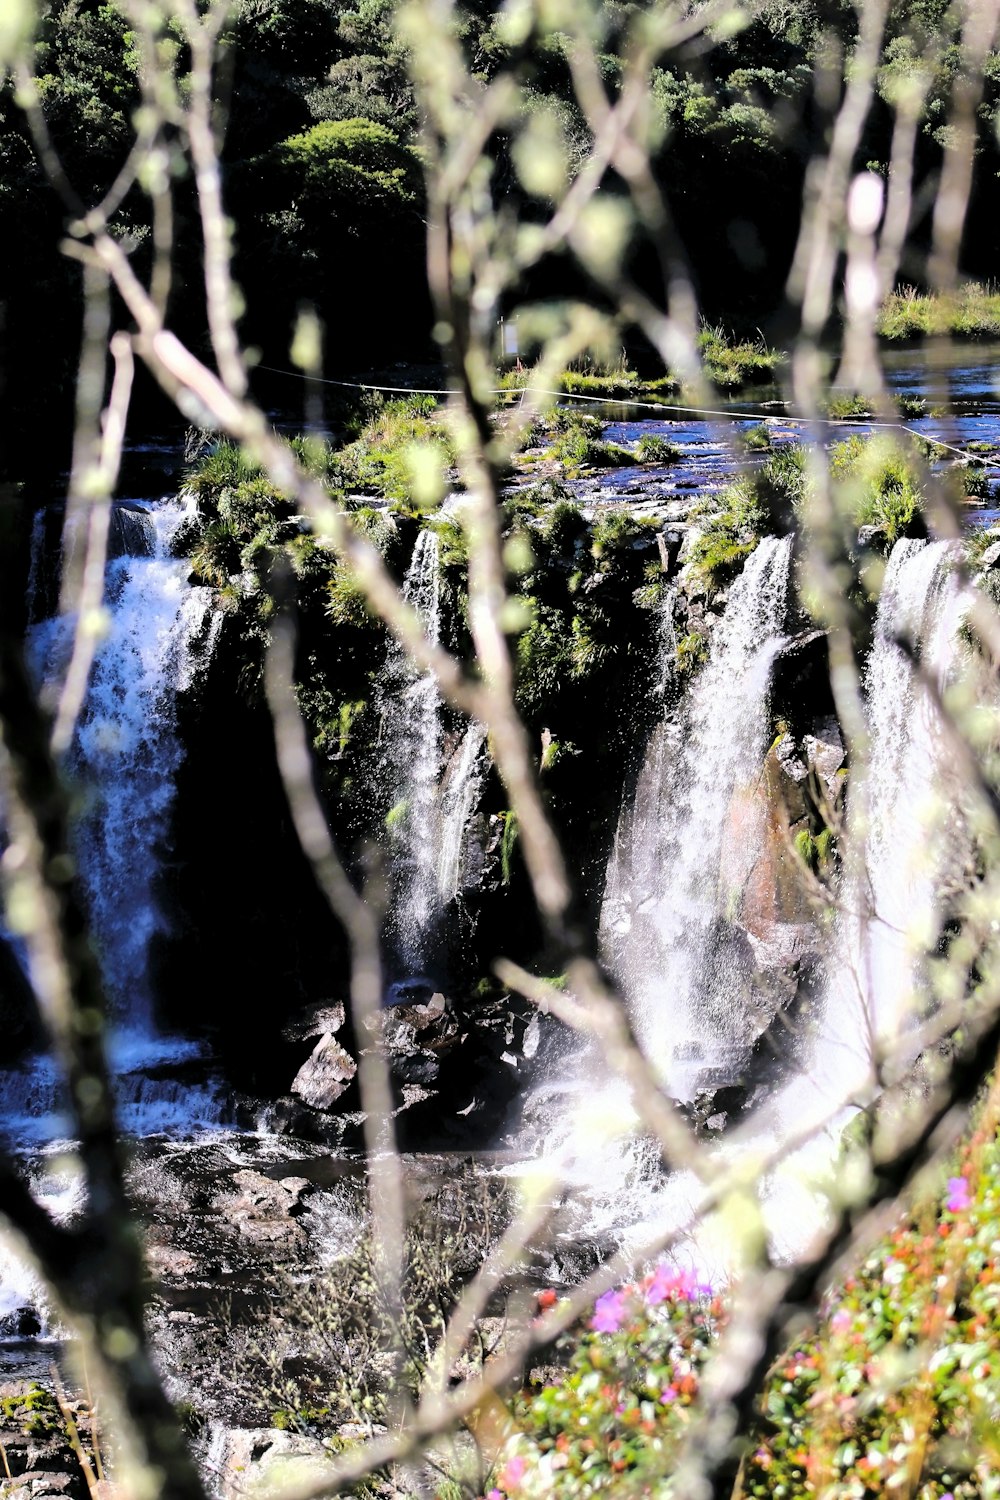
[4,0,1000,485]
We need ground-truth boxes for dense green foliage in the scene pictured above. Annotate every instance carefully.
[6,0,1000,480]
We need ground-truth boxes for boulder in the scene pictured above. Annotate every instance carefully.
[980,540,1000,571]
[803,719,845,798]
[210,1169,315,1249]
[0,1306,41,1338]
[291,1034,357,1110]
[204,1427,338,1500]
[282,1002,346,1044]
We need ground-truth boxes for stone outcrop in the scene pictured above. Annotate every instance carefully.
[718,720,844,1043]
[291,1035,357,1110]
[203,1427,339,1500]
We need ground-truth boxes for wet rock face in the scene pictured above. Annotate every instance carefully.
[0,1307,42,1339]
[273,988,548,1148]
[716,718,845,1050]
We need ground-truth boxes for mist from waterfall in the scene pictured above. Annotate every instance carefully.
[601,533,795,1095]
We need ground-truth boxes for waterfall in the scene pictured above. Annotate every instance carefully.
[601,534,794,1094]
[382,529,446,975]
[380,529,490,988]
[804,538,972,1110]
[1,494,229,1144]
[751,538,974,1260]
[32,497,215,1029]
[861,538,971,1042]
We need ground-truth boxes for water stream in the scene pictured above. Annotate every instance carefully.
[601,533,795,1096]
[381,529,489,991]
[802,538,974,1113]
[1,496,228,1145]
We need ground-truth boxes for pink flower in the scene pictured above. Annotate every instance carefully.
[644,1262,711,1305]
[946,1176,971,1213]
[498,1456,527,1492]
[660,1385,678,1403]
[591,1289,628,1333]
[831,1309,852,1334]
[487,1491,504,1500]
[645,1264,676,1305]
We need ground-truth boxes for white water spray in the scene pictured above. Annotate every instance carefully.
[381,530,490,980]
[602,533,794,1093]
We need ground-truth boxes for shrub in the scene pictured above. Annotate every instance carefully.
[676,630,709,674]
[332,396,452,502]
[183,440,265,500]
[542,499,587,552]
[547,422,636,475]
[590,509,658,562]
[635,434,680,464]
[743,423,773,452]
[877,281,1000,341]
[502,1268,721,1498]
[830,433,923,544]
[697,324,779,388]
[962,465,993,502]
[685,474,768,594]
[496,1085,1000,1500]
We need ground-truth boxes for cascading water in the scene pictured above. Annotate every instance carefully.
[382,529,446,977]
[521,532,974,1271]
[602,533,795,1094]
[859,538,972,1042]
[1,495,228,1143]
[381,530,489,988]
[745,537,975,1261]
[510,536,796,1262]
[798,538,974,1119]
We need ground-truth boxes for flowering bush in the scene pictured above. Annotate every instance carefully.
[493,1266,722,1496]
[479,1091,1000,1499]
[744,1101,1000,1498]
